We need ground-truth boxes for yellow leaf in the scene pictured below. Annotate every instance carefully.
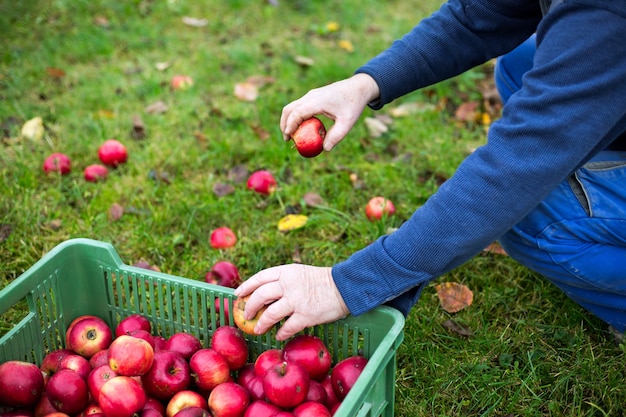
[277,214,308,233]
[326,21,340,32]
[21,117,44,141]
[338,39,354,53]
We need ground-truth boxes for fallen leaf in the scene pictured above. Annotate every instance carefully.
[46,67,66,79]
[145,101,169,114]
[483,241,508,256]
[389,102,436,117]
[109,203,124,221]
[455,101,480,123]
[131,114,146,139]
[97,110,115,119]
[338,39,354,53]
[435,282,473,313]
[246,75,275,88]
[148,169,172,184]
[155,61,172,71]
[182,16,208,27]
[292,245,303,263]
[234,82,258,102]
[213,182,235,197]
[228,164,249,183]
[364,117,388,138]
[0,224,12,243]
[441,319,473,337]
[326,21,340,32]
[302,192,325,207]
[277,214,308,233]
[294,55,315,67]
[44,219,63,231]
[93,16,110,27]
[251,124,270,141]
[20,117,44,141]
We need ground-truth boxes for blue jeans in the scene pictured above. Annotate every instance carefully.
[495,37,626,332]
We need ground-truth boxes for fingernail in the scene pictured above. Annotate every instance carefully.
[254,325,261,334]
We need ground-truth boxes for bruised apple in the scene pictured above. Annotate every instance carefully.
[283,334,331,382]
[330,355,368,400]
[232,294,268,336]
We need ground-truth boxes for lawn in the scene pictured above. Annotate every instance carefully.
[1,1,625,416]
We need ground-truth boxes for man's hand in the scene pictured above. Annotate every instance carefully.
[234,264,350,340]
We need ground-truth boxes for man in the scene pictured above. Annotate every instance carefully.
[235,0,626,341]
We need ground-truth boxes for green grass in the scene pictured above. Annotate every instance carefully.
[1,1,625,416]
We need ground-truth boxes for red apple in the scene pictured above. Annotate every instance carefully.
[210,227,237,249]
[46,369,89,415]
[262,361,310,409]
[143,396,167,416]
[98,139,128,166]
[89,349,109,369]
[254,348,284,378]
[171,75,194,90]
[283,334,331,382]
[84,164,108,182]
[78,402,103,417]
[330,355,368,400]
[205,261,241,288]
[41,348,74,379]
[293,401,331,417]
[128,329,156,348]
[208,382,249,417]
[99,376,147,417]
[87,364,118,403]
[364,196,395,221]
[320,375,339,410]
[115,314,152,337]
[165,390,207,417]
[141,350,191,401]
[0,409,33,417]
[66,316,113,359]
[153,335,168,352]
[247,170,277,195]
[291,117,326,158]
[237,366,265,402]
[243,400,282,417]
[275,413,295,417]
[108,334,155,376]
[305,380,327,404]
[210,325,249,371]
[214,298,231,325]
[164,332,202,361]
[0,360,45,408]
[172,407,210,417]
[188,348,230,392]
[34,394,58,417]
[43,153,71,175]
[140,409,164,417]
[58,354,91,381]
[233,295,268,336]
[44,413,72,417]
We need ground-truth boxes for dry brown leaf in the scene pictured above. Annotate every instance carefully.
[213,182,235,197]
[302,192,325,207]
[46,67,66,79]
[93,16,110,27]
[228,164,249,183]
[441,319,473,337]
[364,117,389,138]
[109,203,124,221]
[251,124,270,141]
[234,82,258,102]
[294,55,315,67]
[145,101,169,114]
[246,75,275,88]
[131,114,146,139]
[155,61,172,71]
[435,282,474,313]
[389,102,436,117]
[182,16,208,27]
[483,241,508,256]
[0,224,12,243]
[455,101,480,123]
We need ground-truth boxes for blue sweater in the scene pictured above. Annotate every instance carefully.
[332,0,626,316]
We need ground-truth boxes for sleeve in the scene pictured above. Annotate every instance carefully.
[356,0,541,109]
[334,3,626,316]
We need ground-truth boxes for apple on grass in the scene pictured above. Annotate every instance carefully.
[108,334,155,376]
[188,348,231,392]
[99,376,147,417]
[291,117,326,158]
[84,164,109,182]
[0,360,45,408]
[232,294,269,336]
[43,153,71,175]
[364,196,396,221]
[98,139,128,166]
[66,315,113,359]
[247,170,277,195]
[205,261,241,288]
[210,227,237,249]
[171,75,194,90]
[262,361,310,409]
[46,369,89,415]
[165,390,208,417]
[208,382,250,417]
[210,325,249,371]
[141,350,191,401]
[165,332,203,361]
[283,334,331,382]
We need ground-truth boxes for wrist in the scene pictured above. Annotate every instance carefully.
[351,73,380,104]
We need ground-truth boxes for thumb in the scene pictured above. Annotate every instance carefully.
[323,120,353,151]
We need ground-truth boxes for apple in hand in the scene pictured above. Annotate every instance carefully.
[165,390,208,417]
[232,294,268,336]
[0,360,45,408]
[66,315,113,358]
[43,153,71,175]
[165,332,203,361]
[188,348,231,392]
[208,382,250,417]
[141,350,191,401]
[364,196,396,221]
[330,355,368,400]
[84,164,108,182]
[46,369,89,415]
[99,376,147,417]
[210,325,249,371]
[108,334,155,376]
[291,116,326,158]
[210,227,237,249]
[247,170,277,195]
[205,261,241,288]
[262,361,310,409]
[283,334,331,382]
[98,139,128,166]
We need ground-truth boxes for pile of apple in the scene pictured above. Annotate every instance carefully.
[0,313,367,417]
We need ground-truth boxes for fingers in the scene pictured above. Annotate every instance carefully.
[323,119,353,151]
[234,266,280,297]
[253,296,293,335]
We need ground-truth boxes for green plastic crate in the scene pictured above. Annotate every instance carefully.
[0,238,404,417]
